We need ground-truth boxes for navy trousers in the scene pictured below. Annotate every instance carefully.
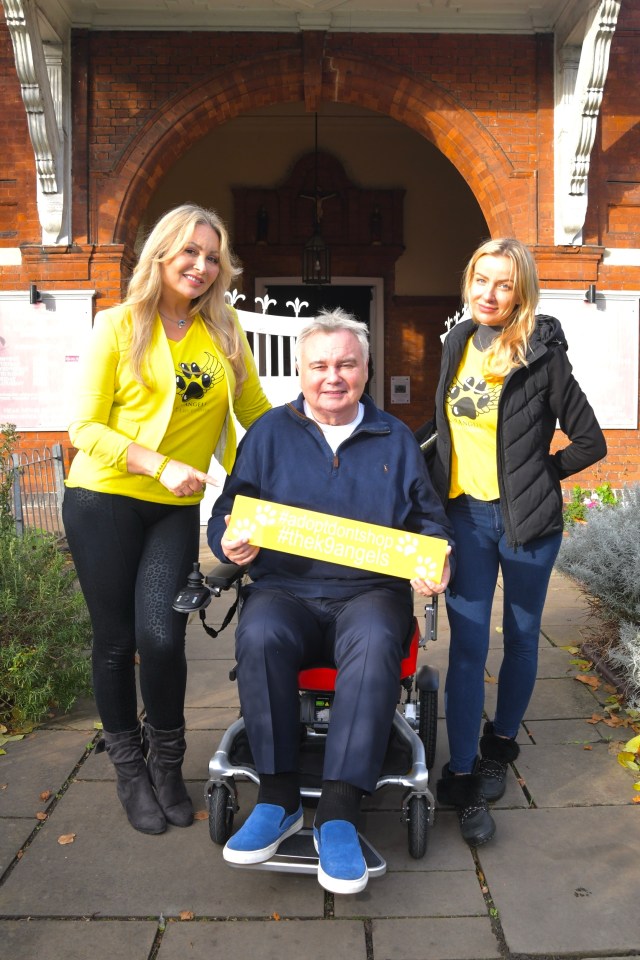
[235,585,413,795]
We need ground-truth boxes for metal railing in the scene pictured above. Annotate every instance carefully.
[0,445,66,538]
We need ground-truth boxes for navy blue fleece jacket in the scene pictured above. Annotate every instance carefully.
[207,393,454,599]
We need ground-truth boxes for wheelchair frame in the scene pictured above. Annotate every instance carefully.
[173,561,440,871]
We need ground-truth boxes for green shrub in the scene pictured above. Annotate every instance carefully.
[0,424,92,731]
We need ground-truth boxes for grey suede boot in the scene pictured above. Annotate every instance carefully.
[478,721,520,801]
[102,726,167,835]
[144,722,194,827]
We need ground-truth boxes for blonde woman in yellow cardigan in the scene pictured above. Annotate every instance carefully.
[63,204,270,835]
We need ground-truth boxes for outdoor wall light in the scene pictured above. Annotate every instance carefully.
[29,283,42,304]
[584,284,597,304]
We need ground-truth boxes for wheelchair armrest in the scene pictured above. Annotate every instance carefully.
[205,562,247,593]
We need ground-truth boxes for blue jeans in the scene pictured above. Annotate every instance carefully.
[444,495,562,774]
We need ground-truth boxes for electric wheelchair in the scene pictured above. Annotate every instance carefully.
[174,560,440,876]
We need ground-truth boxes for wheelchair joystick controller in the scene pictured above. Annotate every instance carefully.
[172,562,213,613]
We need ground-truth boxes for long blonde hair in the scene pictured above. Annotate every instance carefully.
[124,204,246,394]
[462,237,540,378]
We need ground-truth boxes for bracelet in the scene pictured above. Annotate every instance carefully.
[153,455,171,481]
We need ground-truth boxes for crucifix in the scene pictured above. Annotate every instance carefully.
[299,188,337,225]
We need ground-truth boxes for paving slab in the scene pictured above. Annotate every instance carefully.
[361,808,474,872]
[0,780,323,919]
[502,677,600,721]
[484,674,602,722]
[371,917,501,960]
[0,819,35,874]
[524,716,613,745]
[0,919,158,960]
[476,807,640,956]
[42,697,101,731]
[0,730,92,818]
[184,706,241,731]
[156,918,367,959]
[184,659,241,709]
[514,741,636,807]
[333,869,487,919]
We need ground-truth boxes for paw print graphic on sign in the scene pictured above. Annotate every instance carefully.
[414,555,438,580]
[229,518,256,541]
[255,504,278,527]
[396,534,418,556]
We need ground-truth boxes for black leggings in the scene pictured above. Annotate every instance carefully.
[62,487,200,732]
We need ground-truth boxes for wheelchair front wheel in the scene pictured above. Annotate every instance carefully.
[209,784,235,845]
[418,688,438,770]
[407,794,429,859]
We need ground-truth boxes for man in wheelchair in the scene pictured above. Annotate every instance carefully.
[208,308,453,895]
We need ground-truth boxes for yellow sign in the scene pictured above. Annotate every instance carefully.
[227,495,448,583]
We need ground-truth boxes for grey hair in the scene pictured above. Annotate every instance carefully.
[295,307,370,364]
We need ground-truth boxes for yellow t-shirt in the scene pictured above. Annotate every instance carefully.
[447,338,504,501]
[72,320,228,505]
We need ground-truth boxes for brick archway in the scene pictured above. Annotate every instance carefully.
[98,49,521,252]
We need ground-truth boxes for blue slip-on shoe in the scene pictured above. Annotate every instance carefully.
[223,803,303,865]
[313,820,368,895]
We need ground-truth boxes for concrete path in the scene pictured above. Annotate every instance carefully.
[1,560,638,960]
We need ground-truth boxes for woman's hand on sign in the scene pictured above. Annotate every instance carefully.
[411,545,452,596]
[220,514,261,565]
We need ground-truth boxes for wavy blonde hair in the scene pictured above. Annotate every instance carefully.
[124,204,246,394]
[462,237,540,378]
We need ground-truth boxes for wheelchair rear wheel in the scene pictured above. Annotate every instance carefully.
[419,688,438,769]
[407,794,429,859]
[209,784,235,845]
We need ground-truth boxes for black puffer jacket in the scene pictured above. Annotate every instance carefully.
[421,315,607,547]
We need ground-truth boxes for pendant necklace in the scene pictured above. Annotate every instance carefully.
[159,310,188,329]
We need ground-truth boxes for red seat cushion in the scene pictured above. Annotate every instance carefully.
[298,617,420,692]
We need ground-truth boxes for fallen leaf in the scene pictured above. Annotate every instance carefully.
[40,790,52,802]
[58,834,75,845]
[193,810,208,821]
[495,627,503,634]
[484,676,497,684]
[179,911,194,921]
[583,744,593,751]
[570,658,593,671]
[632,795,640,804]
[36,812,47,821]
[575,674,600,690]
[602,714,628,728]
[586,714,604,724]
[603,684,617,694]
[617,751,639,771]
[623,733,640,754]
[16,849,23,859]
[272,912,281,921]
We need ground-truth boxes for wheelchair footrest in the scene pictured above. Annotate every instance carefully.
[225,828,387,877]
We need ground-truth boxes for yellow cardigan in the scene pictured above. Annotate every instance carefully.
[67,304,271,486]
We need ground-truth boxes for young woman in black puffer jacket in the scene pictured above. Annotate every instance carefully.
[417,237,606,846]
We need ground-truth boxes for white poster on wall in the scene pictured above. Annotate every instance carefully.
[537,290,639,429]
[0,291,95,432]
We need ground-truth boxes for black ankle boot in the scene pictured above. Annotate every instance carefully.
[143,722,194,827]
[436,764,495,846]
[102,726,167,835]
[478,722,520,801]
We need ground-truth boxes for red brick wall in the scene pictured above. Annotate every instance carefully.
[1,14,638,492]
